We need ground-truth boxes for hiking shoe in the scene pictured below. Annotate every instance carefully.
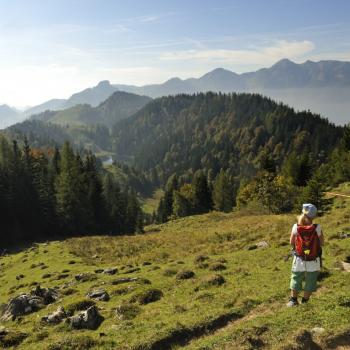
[301,297,309,304]
[286,297,298,307]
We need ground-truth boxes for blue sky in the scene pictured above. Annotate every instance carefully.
[0,0,350,106]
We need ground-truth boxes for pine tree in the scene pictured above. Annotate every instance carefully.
[172,190,191,218]
[84,151,106,233]
[192,170,213,214]
[55,142,91,235]
[298,172,332,216]
[212,169,233,212]
[102,173,126,234]
[125,189,142,233]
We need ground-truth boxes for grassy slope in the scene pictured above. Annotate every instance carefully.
[141,189,164,215]
[0,185,350,350]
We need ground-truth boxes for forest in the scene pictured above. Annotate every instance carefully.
[0,136,144,247]
[2,92,350,245]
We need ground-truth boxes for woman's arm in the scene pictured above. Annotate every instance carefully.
[290,231,295,246]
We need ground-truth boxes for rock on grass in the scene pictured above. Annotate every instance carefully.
[1,286,58,321]
[67,306,103,330]
[74,273,97,282]
[176,270,195,280]
[41,306,67,325]
[130,289,163,304]
[87,289,110,302]
[103,268,118,275]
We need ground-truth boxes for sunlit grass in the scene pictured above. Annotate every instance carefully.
[0,186,350,349]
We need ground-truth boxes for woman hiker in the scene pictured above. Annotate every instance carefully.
[287,203,324,307]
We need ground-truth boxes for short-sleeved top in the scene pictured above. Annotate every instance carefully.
[291,223,322,272]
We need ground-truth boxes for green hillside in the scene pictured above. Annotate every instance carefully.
[30,91,152,128]
[0,184,349,349]
[111,92,342,183]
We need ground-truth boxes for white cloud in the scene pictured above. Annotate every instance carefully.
[160,40,315,65]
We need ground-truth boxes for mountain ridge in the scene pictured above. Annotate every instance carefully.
[3,58,350,127]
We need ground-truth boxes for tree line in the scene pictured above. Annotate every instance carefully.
[155,169,235,222]
[155,125,350,221]
[0,136,143,247]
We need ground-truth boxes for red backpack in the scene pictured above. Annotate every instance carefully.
[295,224,321,261]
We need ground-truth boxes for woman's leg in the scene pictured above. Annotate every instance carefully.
[303,271,319,302]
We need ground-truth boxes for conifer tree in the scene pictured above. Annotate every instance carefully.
[84,151,106,233]
[55,142,90,235]
[172,190,191,218]
[213,169,234,212]
[299,172,332,216]
[192,170,213,214]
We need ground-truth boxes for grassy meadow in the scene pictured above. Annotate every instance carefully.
[0,184,350,349]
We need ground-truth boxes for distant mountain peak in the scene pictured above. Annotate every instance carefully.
[202,67,238,78]
[97,80,112,87]
[271,58,297,68]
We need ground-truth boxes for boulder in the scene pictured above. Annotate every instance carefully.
[67,306,103,330]
[111,277,139,285]
[103,268,118,275]
[341,261,350,272]
[87,289,110,302]
[257,241,269,249]
[248,241,269,250]
[41,306,67,324]
[311,327,325,335]
[1,286,58,321]
[74,273,97,282]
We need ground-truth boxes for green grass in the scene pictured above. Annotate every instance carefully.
[141,189,164,214]
[0,186,350,349]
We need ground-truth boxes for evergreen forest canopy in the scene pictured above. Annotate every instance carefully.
[0,136,144,248]
[111,92,342,183]
[1,92,350,246]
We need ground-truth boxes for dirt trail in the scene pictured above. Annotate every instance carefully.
[326,192,350,198]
